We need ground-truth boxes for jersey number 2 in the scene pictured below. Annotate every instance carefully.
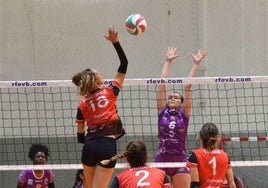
[135,170,151,187]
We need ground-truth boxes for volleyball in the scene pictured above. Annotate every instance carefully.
[125,14,147,35]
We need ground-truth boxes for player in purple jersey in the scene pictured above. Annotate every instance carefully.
[223,175,244,188]
[72,169,85,188]
[156,46,208,188]
[17,143,55,188]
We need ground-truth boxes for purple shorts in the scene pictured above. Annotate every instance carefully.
[155,153,190,176]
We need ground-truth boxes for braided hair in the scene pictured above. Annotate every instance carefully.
[100,140,148,168]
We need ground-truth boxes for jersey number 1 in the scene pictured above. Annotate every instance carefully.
[209,156,216,175]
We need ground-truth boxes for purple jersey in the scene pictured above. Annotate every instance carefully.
[157,106,189,158]
[223,176,244,188]
[75,183,83,188]
[18,169,55,188]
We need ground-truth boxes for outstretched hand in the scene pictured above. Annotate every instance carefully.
[104,26,118,43]
[165,46,179,63]
[191,49,208,63]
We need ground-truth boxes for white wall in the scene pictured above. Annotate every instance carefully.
[1,0,267,81]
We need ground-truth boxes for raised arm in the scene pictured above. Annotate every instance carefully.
[157,46,179,113]
[104,26,128,86]
[183,49,208,117]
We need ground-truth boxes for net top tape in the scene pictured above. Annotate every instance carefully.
[0,76,268,88]
[1,161,268,171]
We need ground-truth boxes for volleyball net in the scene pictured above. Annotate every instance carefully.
[1,76,268,185]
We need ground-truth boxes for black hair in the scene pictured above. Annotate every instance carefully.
[72,169,83,188]
[28,143,49,161]
[100,140,147,168]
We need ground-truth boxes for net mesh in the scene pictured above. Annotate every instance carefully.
[2,0,268,187]
[1,77,268,187]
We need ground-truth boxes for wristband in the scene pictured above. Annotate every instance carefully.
[190,182,200,188]
[77,132,85,143]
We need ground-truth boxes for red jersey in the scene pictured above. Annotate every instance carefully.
[187,148,231,188]
[110,166,171,188]
[76,81,122,137]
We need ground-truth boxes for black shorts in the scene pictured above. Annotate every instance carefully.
[81,136,117,168]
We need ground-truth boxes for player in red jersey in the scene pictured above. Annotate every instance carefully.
[186,123,236,188]
[101,140,171,188]
[72,26,128,188]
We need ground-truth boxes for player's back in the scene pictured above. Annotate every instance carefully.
[192,148,230,188]
[116,166,171,188]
